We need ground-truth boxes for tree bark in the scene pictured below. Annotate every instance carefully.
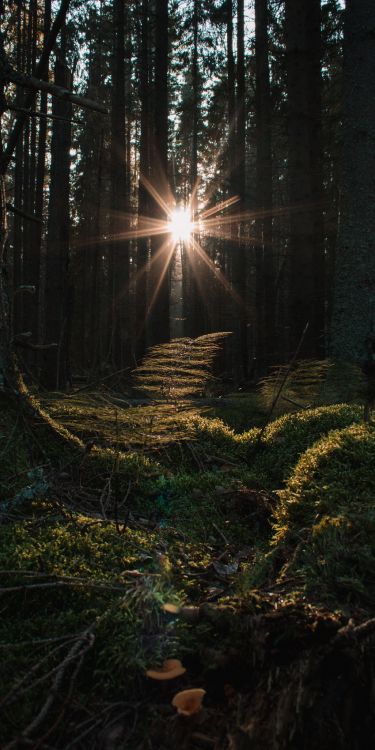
[330,0,375,362]
[108,0,129,370]
[231,0,248,380]
[41,52,72,390]
[148,0,171,346]
[286,0,324,358]
[136,0,150,362]
[255,0,274,372]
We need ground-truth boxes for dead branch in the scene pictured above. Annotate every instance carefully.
[14,338,58,351]
[5,70,108,114]
[6,202,42,224]
[1,0,72,171]
[6,102,83,125]
[0,579,127,596]
[3,625,95,750]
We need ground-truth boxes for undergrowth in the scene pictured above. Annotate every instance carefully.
[1,386,373,746]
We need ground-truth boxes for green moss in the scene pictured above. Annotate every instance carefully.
[257,404,362,484]
[271,423,375,606]
[206,392,266,432]
[0,396,29,500]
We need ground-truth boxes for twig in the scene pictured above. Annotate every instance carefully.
[257,321,310,443]
[6,102,83,125]
[212,522,229,545]
[3,625,95,749]
[6,202,42,224]
[0,579,127,596]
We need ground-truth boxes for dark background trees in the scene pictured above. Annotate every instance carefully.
[3,0,372,396]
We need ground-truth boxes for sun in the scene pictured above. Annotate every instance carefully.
[169,207,193,243]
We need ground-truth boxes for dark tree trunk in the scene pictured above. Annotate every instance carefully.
[330,0,375,362]
[109,0,129,370]
[231,0,248,380]
[25,0,51,358]
[286,0,324,358]
[148,0,170,346]
[255,0,274,372]
[12,0,24,335]
[186,0,205,339]
[41,53,72,390]
[136,0,150,362]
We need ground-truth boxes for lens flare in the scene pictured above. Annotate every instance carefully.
[169,207,193,243]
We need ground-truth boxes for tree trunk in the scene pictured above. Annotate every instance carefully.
[255,0,274,373]
[41,52,72,390]
[148,0,171,346]
[330,0,375,362]
[286,0,324,358]
[25,0,51,362]
[231,0,248,380]
[108,0,129,370]
[186,0,205,339]
[136,0,150,362]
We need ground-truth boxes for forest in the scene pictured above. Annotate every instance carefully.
[1,0,375,747]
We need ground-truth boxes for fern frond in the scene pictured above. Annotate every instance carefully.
[259,359,332,414]
[133,332,231,400]
[259,358,365,415]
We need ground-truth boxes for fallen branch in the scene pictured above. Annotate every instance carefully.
[3,625,95,750]
[0,579,128,596]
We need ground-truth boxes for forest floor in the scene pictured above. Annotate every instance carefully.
[1,389,375,749]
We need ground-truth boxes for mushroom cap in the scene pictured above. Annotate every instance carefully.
[146,659,186,680]
[171,688,206,716]
[162,603,180,614]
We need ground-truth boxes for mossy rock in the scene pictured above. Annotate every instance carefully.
[272,423,375,606]
[257,404,362,484]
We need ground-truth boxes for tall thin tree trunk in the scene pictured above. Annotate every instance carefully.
[148,0,170,346]
[136,0,150,362]
[330,0,375,361]
[109,0,129,369]
[26,0,51,359]
[231,0,248,379]
[42,52,72,390]
[187,0,205,338]
[255,0,274,372]
[286,0,324,358]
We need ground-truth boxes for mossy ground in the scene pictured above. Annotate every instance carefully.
[1,390,373,747]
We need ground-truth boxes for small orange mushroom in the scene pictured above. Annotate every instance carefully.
[162,603,180,614]
[146,659,186,681]
[171,688,206,716]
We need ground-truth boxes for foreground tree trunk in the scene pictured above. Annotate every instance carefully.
[330,0,375,362]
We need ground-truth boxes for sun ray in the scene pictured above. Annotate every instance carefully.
[146,237,176,317]
[199,194,240,220]
[140,174,173,217]
[189,236,245,309]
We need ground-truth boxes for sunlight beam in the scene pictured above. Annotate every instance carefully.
[168,207,193,244]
